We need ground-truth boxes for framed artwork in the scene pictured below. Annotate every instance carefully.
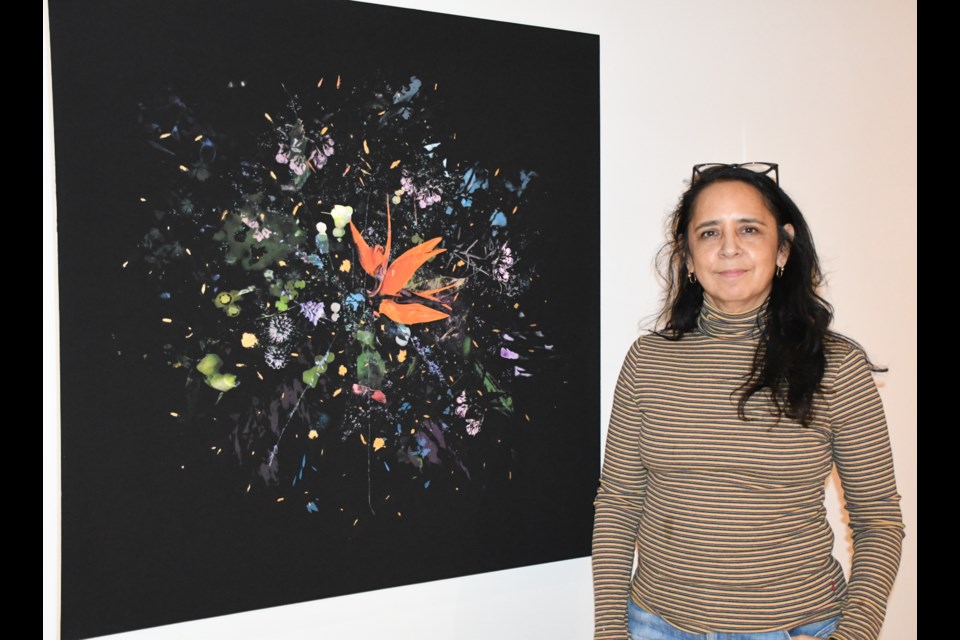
[49,1,599,637]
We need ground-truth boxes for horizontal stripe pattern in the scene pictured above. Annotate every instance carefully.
[593,302,904,640]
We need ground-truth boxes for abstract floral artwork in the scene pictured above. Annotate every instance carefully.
[50,1,599,637]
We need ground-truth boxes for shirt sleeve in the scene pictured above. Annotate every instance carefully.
[593,338,648,639]
[827,346,906,640]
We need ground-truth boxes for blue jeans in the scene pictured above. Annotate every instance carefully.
[627,599,841,640]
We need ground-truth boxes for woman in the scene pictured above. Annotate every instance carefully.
[592,163,904,640]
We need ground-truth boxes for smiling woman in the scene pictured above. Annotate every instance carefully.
[592,164,905,640]
[685,180,794,315]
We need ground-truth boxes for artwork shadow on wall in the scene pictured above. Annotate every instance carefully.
[49,1,599,637]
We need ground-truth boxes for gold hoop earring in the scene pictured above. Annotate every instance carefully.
[688,272,697,284]
[776,265,785,278]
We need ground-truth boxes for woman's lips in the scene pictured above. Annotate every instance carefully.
[719,269,747,277]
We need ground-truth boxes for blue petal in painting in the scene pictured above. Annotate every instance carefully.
[393,76,422,103]
[490,210,507,227]
[306,502,318,513]
[345,292,365,310]
[505,169,538,196]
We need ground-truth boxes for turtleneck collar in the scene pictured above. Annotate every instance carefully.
[697,295,769,340]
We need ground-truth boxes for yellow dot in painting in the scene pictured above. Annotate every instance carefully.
[397,349,407,363]
[340,259,351,272]
[241,333,258,348]
[338,364,347,376]
[332,388,342,397]
[308,429,319,440]
[373,438,385,451]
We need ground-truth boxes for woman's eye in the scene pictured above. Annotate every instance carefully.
[700,230,717,239]
[741,226,758,234]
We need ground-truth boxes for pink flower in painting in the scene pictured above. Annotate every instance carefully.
[276,143,290,164]
[289,155,308,176]
[417,191,442,209]
[400,172,442,209]
[465,419,482,436]
[351,383,388,404]
[309,136,335,169]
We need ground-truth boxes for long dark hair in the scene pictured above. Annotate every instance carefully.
[655,165,835,426]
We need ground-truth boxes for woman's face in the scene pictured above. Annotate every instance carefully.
[685,180,794,314]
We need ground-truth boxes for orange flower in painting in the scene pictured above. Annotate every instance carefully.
[349,197,455,325]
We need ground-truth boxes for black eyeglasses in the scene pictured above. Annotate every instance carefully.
[692,162,779,185]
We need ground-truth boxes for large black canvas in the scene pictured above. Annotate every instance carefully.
[49,1,599,637]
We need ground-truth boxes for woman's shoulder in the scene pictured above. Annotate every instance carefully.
[823,333,870,362]
[626,330,677,349]
[822,333,879,384]
[619,330,694,361]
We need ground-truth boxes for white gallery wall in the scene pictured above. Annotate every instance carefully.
[43,1,916,638]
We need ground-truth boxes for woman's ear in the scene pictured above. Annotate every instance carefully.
[680,234,693,273]
[779,223,795,263]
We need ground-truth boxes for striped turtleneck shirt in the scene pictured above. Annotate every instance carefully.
[592,299,904,640]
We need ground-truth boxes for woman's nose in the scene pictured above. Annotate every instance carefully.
[719,231,741,257]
